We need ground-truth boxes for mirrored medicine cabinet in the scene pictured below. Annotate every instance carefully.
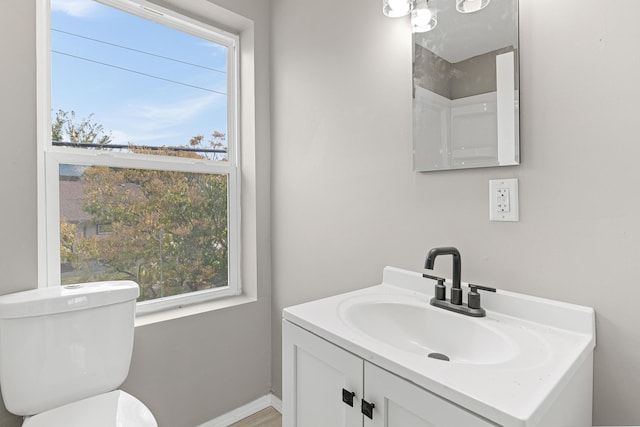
[412,0,519,171]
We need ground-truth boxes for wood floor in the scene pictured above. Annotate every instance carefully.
[229,407,282,427]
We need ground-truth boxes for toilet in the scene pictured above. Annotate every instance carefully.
[0,281,157,426]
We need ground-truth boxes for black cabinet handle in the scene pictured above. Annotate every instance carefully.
[342,388,355,407]
[361,399,375,419]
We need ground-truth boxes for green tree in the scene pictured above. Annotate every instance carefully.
[56,112,228,301]
[52,110,112,145]
[189,130,227,161]
[60,220,78,264]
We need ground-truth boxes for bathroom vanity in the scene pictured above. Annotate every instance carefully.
[282,267,595,427]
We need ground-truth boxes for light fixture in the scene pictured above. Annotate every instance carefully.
[456,0,490,13]
[411,0,437,33]
[382,0,412,18]
[382,0,437,33]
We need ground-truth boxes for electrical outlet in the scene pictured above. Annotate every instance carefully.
[489,178,519,221]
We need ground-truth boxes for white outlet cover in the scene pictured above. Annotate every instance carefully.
[489,178,519,221]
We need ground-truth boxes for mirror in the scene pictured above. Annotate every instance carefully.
[412,0,519,171]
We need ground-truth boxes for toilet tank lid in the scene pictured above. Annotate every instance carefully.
[0,281,140,319]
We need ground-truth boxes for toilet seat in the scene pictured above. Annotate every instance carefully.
[22,390,157,427]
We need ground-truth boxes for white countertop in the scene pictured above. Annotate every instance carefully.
[283,266,595,427]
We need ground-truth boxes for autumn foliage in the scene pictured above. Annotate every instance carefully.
[57,111,229,301]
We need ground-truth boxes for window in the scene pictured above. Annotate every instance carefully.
[96,224,113,235]
[40,0,241,313]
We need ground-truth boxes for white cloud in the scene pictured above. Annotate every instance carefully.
[51,0,101,18]
[133,94,221,128]
[107,93,223,145]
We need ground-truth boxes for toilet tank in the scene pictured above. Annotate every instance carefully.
[0,281,139,416]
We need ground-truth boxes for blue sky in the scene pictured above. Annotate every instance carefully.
[51,0,228,149]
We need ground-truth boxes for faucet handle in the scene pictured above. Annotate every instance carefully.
[422,274,446,301]
[467,284,496,310]
[468,284,496,293]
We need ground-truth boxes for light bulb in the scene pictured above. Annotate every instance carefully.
[412,0,437,33]
[456,0,490,13]
[383,0,412,17]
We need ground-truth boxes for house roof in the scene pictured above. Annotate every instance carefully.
[59,178,144,224]
[59,179,92,223]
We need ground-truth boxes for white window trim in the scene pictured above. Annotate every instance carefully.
[36,0,242,315]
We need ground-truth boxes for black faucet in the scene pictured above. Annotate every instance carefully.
[424,247,462,305]
[423,247,495,317]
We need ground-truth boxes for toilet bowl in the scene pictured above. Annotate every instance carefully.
[23,391,156,427]
[0,281,157,426]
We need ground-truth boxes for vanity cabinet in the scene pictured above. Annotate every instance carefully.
[282,267,595,427]
[283,320,495,427]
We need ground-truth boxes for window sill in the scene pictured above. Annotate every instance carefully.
[134,293,256,327]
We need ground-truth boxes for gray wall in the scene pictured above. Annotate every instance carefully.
[414,45,514,99]
[450,47,515,99]
[0,1,39,424]
[0,0,271,426]
[271,0,640,426]
[413,44,453,98]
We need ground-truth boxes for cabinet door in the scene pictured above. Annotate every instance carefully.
[363,362,497,427]
[283,320,363,427]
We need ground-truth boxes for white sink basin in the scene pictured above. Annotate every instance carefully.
[338,295,518,364]
[283,267,596,427]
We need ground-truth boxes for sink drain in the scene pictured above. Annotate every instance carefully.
[427,352,450,361]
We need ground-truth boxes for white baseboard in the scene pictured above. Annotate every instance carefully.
[269,393,283,413]
[198,393,282,427]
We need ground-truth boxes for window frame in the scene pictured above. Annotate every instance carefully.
[36,0,242,315]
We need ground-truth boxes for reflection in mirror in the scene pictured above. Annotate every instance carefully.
[412,0,519,171]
